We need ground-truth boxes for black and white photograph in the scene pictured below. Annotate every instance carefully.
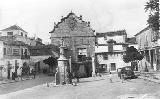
[0,0,159,99]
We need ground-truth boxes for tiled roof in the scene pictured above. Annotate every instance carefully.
[134,26,150,36]
[96,30,127,37]
[29,44,59,57]
[1,25,27,33]
[0,36,27,46]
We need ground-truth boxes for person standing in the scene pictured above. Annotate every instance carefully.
[121,69,125,83]
[117,68,121,79]
[31,69,36,79]
[109,72,113,83]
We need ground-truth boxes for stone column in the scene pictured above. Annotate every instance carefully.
[0,66,3,81]
[155,48,158,71]
[149,50,152,70]
[144,50,148,72]
[154,49,157,71]
[57,45,69,85]
[69,56,72,72]
[92,55,96,77]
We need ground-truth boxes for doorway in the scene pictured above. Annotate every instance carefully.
[7,61,11,79]
[110,63,116,71]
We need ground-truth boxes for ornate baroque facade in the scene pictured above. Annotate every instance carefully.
[49,12,95,77]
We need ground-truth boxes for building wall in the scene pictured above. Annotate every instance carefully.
[1,30,27,37]
[15,35,36,46]
[97,53,130,72]
[0,41,30,78]
[0,58,24,78]
[95,45,124,53]
[0,41,3,59]
[135,28,159,50]
[135,27,160,71]
[95,31,128,72]
[1,29,37,46]
[50,13,95,62]
[97,35,125,44]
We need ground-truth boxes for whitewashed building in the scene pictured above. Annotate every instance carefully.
[95,30,130,72]
[0,37,30,79]
[0,25,40,46]
[135,27,160,71]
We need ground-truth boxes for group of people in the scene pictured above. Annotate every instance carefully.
[11,69,36,81]
[108,69,125,83]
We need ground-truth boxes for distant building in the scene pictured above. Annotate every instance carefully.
[126,37,138,49]
[0,36,30,79]
[95,30,129,72]
[0,25,28,37]
[49,12,95,77]
[135,27,160,71]
[0,25,46,79]
[0,25,44,46]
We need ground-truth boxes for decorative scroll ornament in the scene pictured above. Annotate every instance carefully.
[68,17,77,31]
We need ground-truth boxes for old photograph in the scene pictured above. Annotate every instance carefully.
[0,0,159,99]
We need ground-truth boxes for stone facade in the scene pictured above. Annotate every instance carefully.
[50,12,95,77]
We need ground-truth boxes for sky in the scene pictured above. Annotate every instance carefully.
[0,0,148,44]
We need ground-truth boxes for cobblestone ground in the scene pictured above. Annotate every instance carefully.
[0,74,160,99]
[0,74,54,95]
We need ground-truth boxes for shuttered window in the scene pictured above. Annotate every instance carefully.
[13,49,20,55]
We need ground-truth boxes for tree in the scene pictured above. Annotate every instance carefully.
[43,57,58,73]
[123,46,144,70]
[145,0,159,31]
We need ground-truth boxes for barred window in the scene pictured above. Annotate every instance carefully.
[103,54,108,60]
[13,49,20,55]
[7,32,13,36]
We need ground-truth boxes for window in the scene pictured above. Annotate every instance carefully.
[77,48,87,61]
[13,49,20,55]
[110,63,116,71]
[77,48,87,56]
[21,32,23,36]
[103,54,108,60]
[3,48,6,55]
[24,49,28,55]
[7,32,13,36]
[21,48,23,55]
[7,47,12,55]
[25,34,27,37]
[108,43,113,52]
[104,35,107,40]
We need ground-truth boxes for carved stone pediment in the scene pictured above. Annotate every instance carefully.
[67,17,77,31]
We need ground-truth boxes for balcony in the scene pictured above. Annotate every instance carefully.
[95,45,124,53]
[3,54,21,59]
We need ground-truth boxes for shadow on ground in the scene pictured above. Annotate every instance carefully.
[78,78,105,83]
